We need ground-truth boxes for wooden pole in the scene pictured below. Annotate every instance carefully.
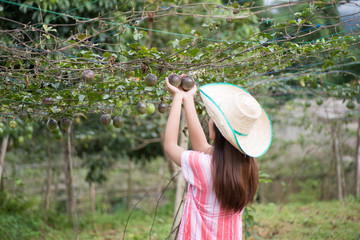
[45,143,53,211]
[0,135,9,187]
[355,118,360,199]
[336,128,347,201]
[63,127,75,218]
[90,182,96,214]
[331,124,343,200]
[126,160,134,211]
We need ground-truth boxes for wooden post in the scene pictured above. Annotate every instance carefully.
[172,108,188,239]
[355,118,360,199]
[336,128,347,201]
[0,135,9,187]
[331,124,343,200]
[45,144,53,211]
[90,182,96,214]
[126,160,134,211]
[63,127,75,218]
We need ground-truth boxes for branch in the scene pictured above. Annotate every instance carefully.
[129,138,161,151]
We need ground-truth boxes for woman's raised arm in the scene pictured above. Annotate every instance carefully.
[183,86,212,154]
[163,77,185,166]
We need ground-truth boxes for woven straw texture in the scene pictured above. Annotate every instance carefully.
[199,83,272,158]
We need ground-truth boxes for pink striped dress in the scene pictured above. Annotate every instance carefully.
[178,151,243,240]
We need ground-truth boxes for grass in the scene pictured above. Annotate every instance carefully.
[250,200,360,240]
[36,202,175,240]
[1,199,359,240]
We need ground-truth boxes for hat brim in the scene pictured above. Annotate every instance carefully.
[199,83,272,158]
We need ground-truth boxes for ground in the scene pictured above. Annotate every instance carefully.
[1,199,359,239]
[250,200,360,240]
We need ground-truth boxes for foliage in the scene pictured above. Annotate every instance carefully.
[0,193,175,240]
[1,0,359,122]
[0,190,37,213]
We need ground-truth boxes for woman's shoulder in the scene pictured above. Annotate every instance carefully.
[181,150,212,168]
[182,150,212,159]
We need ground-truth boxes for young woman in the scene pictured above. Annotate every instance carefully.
[164,76,272,240]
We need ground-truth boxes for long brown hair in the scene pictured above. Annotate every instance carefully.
[212,123,259,212]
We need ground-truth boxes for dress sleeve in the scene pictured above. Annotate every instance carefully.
[181,150,212,190]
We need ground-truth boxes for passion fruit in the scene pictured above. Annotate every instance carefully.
[51,127,61,134]
[106,121,115,131]
[137,101,148,115]
[158,102,168,113]
[100,114,111,126]
[346,101,355,109]
[316,97,323,106]
[145,73,157,87]
[147,103,156,115]
[115,100,124,109]
[47,119,58,131]
[18,136,24,144]
[25,125,33,134]
[81,70,95,81]
[168,74,181,87]
[55,132,63,140]
[181,75,195,91]
[60,118,72,130]
[42,97,53,105]
[19,111,28,121]
[113,116,124,128]
[9,120,17,129]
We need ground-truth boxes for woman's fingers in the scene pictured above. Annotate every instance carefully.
[165,77,182,96]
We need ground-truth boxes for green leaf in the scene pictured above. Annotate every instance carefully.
[78,33,89,40]
[50,106,62,114]
[190,48,200,56]
[172,39,180,49]
[79,94,86,102]
[103,52,112,58]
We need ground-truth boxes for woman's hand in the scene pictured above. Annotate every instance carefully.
[183,84,197,99]
[165,77,183,98]
[166,74,197,99]
[179,74,197,98]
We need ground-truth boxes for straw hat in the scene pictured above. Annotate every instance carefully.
[199,83,272,158]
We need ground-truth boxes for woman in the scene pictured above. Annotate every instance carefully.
[164,75,272,240]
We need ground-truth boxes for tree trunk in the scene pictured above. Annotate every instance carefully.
[336,129,347,201]
[0,135,9,188]
[45,144,53,211]
[320,150,335,200]
[90,182,96,214]
[331,124,343,200]
[355,118,360,199]
[126,160,134,211]
[54,171,59,204]
[63,127,75,218]
[172,108,188,238]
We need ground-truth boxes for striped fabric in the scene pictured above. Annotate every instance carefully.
[178,151,243,240]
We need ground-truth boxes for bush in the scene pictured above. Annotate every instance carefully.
[0,191,36,213]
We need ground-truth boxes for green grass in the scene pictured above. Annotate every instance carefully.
[1,200,359,240]
[250,200,360,240]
